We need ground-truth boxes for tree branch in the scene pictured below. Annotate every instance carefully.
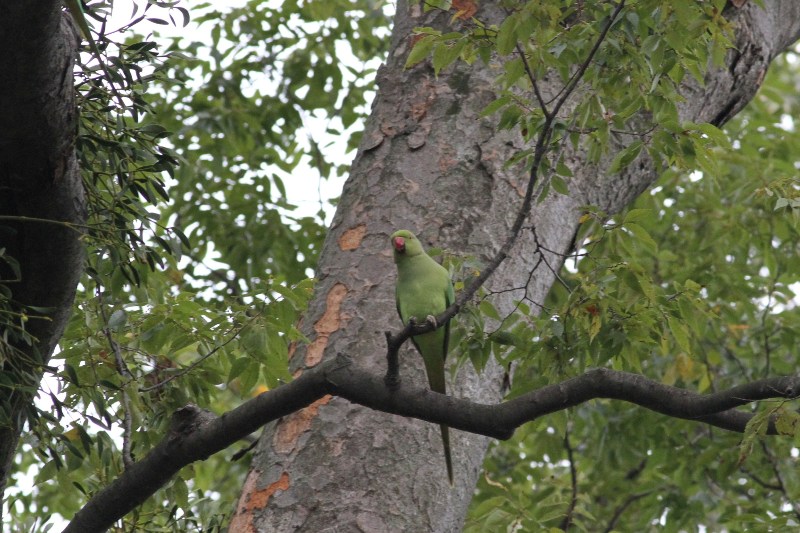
[67,353,800,532]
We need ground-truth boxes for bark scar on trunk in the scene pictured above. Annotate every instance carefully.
[273,395,333,454]
[305,283,348,367]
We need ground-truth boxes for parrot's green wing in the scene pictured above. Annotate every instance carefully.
[443,273,454,360]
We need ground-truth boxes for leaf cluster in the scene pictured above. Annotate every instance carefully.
[469,45,800,533]
[144,0,392,295]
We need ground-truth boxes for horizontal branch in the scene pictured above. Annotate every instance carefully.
[66,355,800,532]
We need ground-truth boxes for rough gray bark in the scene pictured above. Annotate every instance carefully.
[0,3,86,503]
[231,1,800,532]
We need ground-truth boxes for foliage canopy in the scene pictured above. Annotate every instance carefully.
[4,0,800,531]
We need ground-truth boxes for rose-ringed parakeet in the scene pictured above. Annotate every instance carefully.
[391,229,455,485]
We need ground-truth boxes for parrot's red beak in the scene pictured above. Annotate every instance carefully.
[393,236,405,252]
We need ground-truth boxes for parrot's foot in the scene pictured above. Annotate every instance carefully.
[384,331,401,388]
[408,315,437,333]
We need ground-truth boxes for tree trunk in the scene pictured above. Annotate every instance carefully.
[0,3,85,503]
[231,1,800,531]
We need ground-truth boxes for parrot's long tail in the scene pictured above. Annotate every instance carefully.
[439,424,453,486]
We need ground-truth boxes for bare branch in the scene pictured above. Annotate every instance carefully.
[67,353,800,532]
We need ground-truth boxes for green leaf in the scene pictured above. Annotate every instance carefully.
[550,175,569,195]
[480,95,511,117]
[467,339,490,372]
[228,357,250,384]
[690,121,732,149]
[488,330,519,347]
[479,300,501,321]
[405,35,436,68]
[107,309,127,330]
[775,409,800,437]
[608,140,644,173]
[432,39,465,75]
[241,326,268,362]
[495,14,519,56]
[667,317,691,355]
[624,222,658,253]
[238,359,261,395]
[622,208,651,224]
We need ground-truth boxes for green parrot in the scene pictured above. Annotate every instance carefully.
[391,229,455,485]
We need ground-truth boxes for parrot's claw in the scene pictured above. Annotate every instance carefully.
[408,315,437,332]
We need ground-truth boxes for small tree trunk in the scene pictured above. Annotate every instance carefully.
[231,1,800,531]
[0,3,86,503]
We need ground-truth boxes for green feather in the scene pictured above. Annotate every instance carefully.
[391,229,455,485]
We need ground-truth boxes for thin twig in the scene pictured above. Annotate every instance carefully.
[0,215,84,234]
[532,226,571,291]
[516,42,550,116]
[602,491,652,533]
[560,427,579,531]
[740,466,781,491]
[97,289,135,469]
[549,1,627,118]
